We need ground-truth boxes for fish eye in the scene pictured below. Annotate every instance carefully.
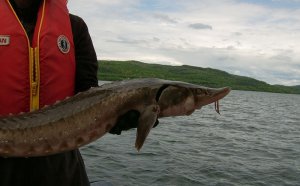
[195,89,203,94]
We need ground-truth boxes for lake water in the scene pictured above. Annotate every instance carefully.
[81,89,300,186]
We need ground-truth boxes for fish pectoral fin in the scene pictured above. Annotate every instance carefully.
[135,104,160,151]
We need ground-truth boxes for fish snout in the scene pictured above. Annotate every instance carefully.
[195,87,231,107]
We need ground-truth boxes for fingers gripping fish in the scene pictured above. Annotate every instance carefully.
[0,78,230,157]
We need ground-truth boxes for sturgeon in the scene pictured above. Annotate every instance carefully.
[0,78,230,157]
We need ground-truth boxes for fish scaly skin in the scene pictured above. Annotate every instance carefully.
[0,78,230,157]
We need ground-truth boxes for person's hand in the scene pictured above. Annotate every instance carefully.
[109,110,159,135]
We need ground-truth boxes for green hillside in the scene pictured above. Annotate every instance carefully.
[97,60,300,94]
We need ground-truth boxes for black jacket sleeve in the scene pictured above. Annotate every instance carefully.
[70,14,99,93]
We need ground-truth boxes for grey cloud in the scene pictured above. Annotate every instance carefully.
[236,41,241,46]
[189,23,212,30]
[153,37,160,42]
[269,49,294,62]
[226,46,235,50]
[233,32,242,36]
[270,54,292,62]
[153,13,177,24]
[217,55,236,62]
[106,37,147,45]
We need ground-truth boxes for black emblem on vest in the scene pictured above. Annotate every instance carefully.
[57,35,70,54]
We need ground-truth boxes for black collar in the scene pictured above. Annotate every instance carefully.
[9,0,41,24]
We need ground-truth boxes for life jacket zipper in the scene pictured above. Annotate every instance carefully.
[30,47,40,111]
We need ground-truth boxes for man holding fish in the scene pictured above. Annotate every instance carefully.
[0,0,99,185]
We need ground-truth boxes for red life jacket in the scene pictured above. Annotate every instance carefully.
[0,0,75,116]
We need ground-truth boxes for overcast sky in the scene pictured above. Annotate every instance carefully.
[68,0,300,86]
